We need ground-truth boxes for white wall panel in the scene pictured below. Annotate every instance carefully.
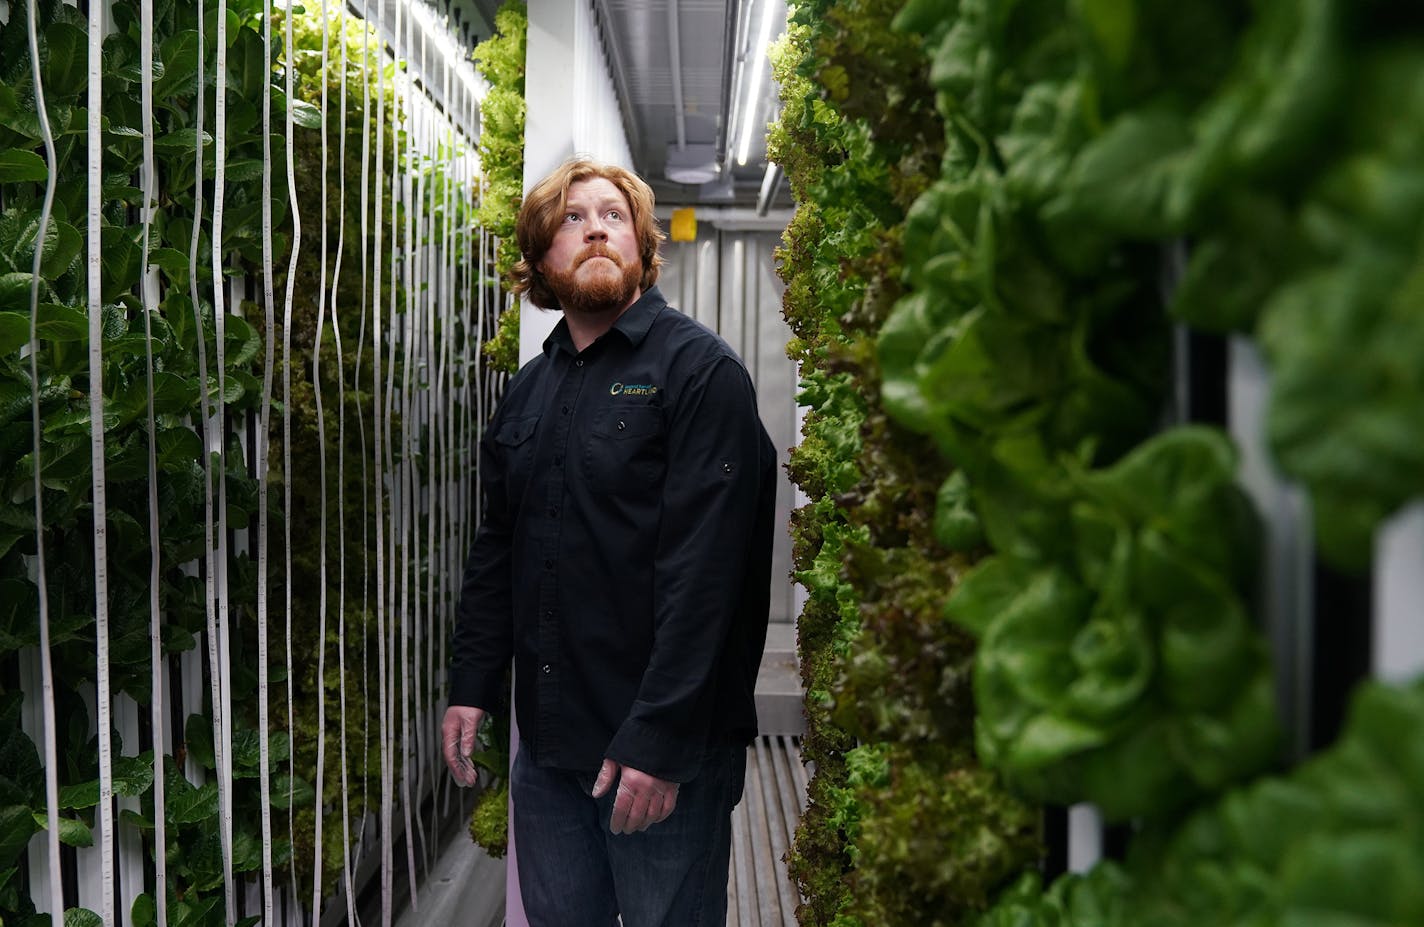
[661,231,797,625]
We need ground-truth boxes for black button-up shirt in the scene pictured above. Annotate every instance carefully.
[450,286,777,781]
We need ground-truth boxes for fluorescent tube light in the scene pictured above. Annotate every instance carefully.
[735,0,779,167]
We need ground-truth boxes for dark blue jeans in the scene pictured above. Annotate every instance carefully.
[510,743,746,927]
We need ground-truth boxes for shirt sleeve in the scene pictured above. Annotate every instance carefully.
[448,414,517,712]
[603,354,770,780]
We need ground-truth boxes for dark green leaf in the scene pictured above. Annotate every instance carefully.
[269,773,314,809]
[0,149,47,183]
[289,99,322,130]
[152,128,213,153]
[131,893,156,927]
[184,714,215,770]
[0,803,37,869]
[35,303,89,342]
[34,812,94,847]
[64,907,103,927]
[0,311,29,355]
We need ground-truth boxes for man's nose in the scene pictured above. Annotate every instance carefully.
[584,217,608,241]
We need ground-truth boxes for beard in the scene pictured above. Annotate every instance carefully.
[544,245,643,315]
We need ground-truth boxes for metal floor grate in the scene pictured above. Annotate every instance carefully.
[727,735,807,926]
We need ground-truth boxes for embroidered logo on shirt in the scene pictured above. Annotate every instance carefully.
[609,382,659,397]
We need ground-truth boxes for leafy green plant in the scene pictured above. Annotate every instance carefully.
[0,0,494,917]
[945,428,1278,820]
[772,0,1041,922]
[976,676,1424,927]
[473,0,526,373]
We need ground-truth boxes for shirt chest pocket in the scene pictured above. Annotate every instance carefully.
[584,406,666,494]
[494,414,540,504]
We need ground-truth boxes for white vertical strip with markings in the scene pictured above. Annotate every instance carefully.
[86,0,116,919]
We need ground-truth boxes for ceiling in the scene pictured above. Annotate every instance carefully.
[450,0,791,211]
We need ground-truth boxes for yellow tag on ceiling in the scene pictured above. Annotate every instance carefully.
[670,207,697,242]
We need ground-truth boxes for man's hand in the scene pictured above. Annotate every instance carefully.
[441,705,487,787]
[591,759,679,835]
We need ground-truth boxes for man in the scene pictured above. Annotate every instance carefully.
[441,156,776,926]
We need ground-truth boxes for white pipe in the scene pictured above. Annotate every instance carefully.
[668,0,686,150]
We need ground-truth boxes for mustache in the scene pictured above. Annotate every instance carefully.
[576,245,622,267]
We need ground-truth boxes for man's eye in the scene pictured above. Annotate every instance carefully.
[564,213,580,223]
[607,210,623,221]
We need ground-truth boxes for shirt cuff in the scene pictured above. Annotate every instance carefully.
[604,716,705,783]
[448,668,505,712]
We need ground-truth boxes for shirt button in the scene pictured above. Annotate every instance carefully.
[722,462,734,473]
[548,507,558,517]
[553,455,562,466]
[575,359,584,367]
[617,420,626,431]
[562,405,569,414]
[544,559,553,569]
[541,664,551,675]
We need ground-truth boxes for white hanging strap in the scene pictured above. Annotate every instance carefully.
[24,0,64,919]
[371,0,394,918]
[257,0,279,919]
[309,0,332,919]
[185,4,221,896]
[86,0,116,920]
[281,0,304,907]
[209,0,237,916]
[329,0,358,919]
[137,0,169,919]
[354,0,374,869]
[397,32,419,905]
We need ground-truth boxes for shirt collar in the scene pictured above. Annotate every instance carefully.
[543,285,667,358]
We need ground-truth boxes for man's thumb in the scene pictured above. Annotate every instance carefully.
[591,758,619,798]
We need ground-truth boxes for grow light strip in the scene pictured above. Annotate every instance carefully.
[209,0,238,914]
[24,0,63,918]
[86,0,116,918]
[257,0,278,914]
[310,0,332,914]
[137,0,170,919]
[330,0,358,916]
[281,0,303,907]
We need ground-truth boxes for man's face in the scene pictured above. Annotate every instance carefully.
[538,177,644,316]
